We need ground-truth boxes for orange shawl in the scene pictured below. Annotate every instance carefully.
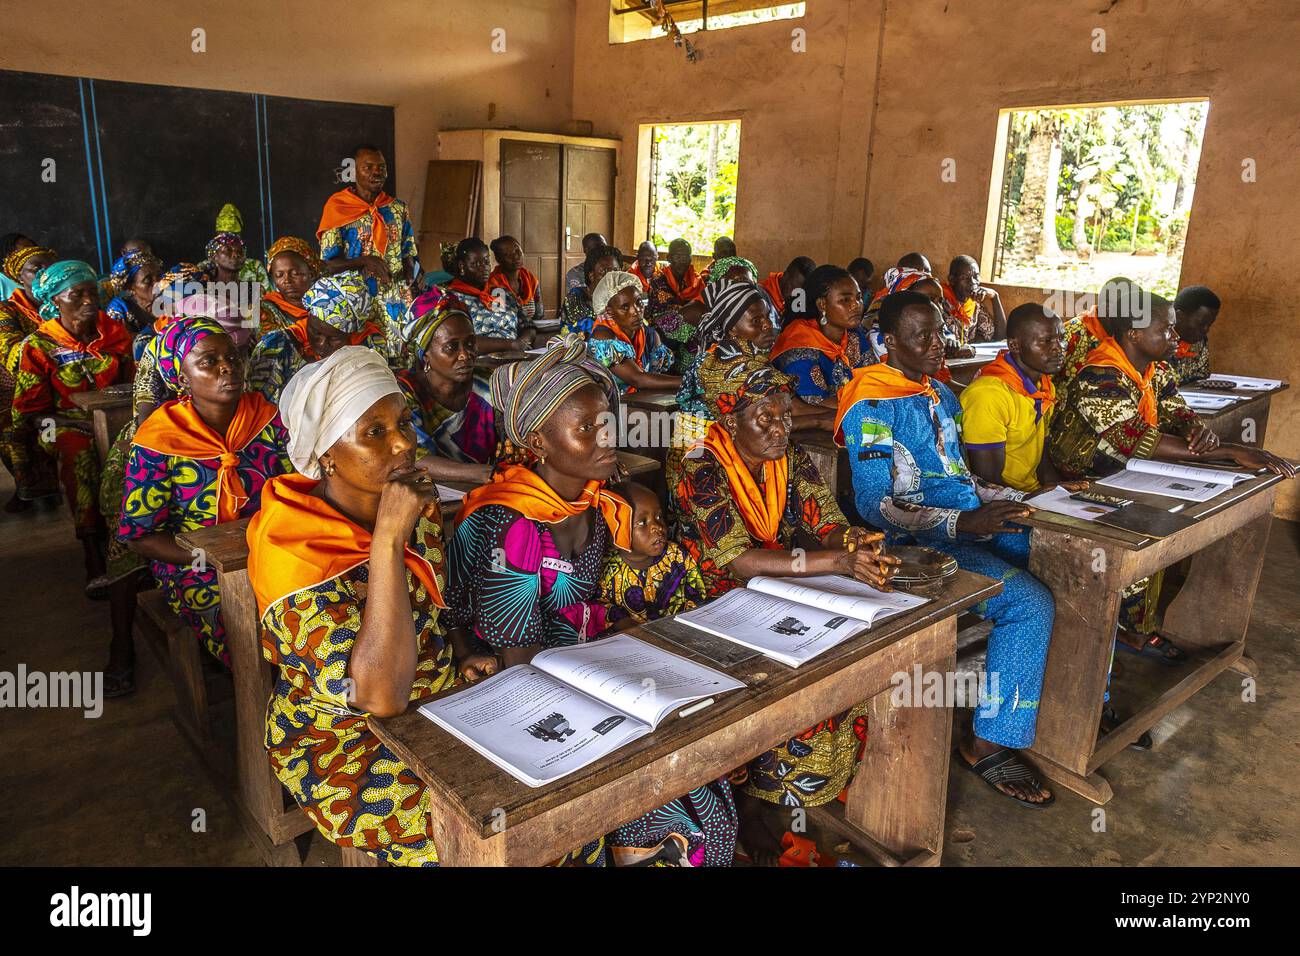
[457,464,633,551]
[1081,335,1159,426]
[35,312,132,362]
[630,261,660,291]
[702,422,788,547]
[833,362,940,447]
[6,288,42,324]
[446,278,498,311]
[1174,339,1197,360]
[976,351,1055,422]
[489,267,539,306]
[262,291,308,320]
[593,315,646,364]
[284,316,380,359]
[760,272,785,316]
[247,472,445,617]
[663,265,704,304]
[770,317,847,361]
[940,282,976,331]
[316,188,395,254]
[132,391,279,523]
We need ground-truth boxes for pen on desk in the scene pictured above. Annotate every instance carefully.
[678,698,715,719]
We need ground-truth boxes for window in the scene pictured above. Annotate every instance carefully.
[983,100,1209,296]
[645,121,740,252]
[609,2,804,44]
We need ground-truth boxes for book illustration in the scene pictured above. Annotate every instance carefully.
[526,712,575,742]
[771,615,810,636]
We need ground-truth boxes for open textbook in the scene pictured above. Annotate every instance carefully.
[1095,458,1254,502]
[675,575,930,668]
[419,634,744,788]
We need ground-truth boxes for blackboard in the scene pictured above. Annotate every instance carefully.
[0,68,396,275]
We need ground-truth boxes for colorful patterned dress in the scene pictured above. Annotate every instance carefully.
[247,322,386,405]
[0,289,57,499]
[588,324,674,395]
[597,542,706,626]
[645,268,703,359]
[559,287,597,338]
[262,509,453,867]
[394,370,497,464]
[116,409,291,662]
[667,442,871,808]
[1169,338,1211,384]
[319,197,419,285]
[770,321,875,406]
[12,316,134,531]
[442,282,525,341]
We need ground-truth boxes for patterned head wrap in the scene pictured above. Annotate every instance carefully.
[215,203,244,234]
[3,244,54,282]
[302,272,373,334]
[881,266,933,295]
[265,236,321,275]
[489,333,619,446]
[279,346,402,479]
[148,315,229,390]
[204,231,245,262]
[706,256,758,284]
[408,301,473,360]
[32,260,99,319]
[109,249,163,295]
[695,279,767,349]
[409,283,447,324]
[698,344,792,417]
[591,270,643,316]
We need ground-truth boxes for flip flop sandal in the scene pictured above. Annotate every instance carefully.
[103,667,136,699]
[1100,707,1153,751]
[957,747,1055,809]
[84,575,112,601]
[1116,632,1187,665]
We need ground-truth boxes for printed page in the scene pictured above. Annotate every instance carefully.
[1096,468,1225,503]
[532,634,745,727]
[1206,373,1282,391]
[746,574,928,625]
[1180,391,1241,412]
[436,484,466,502]
[1125,458,1249,486]
[419,666,649,788]
[675,588,868,668]
[1028,486,1109,521]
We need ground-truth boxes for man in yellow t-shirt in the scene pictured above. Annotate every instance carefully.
[960,303,1066,492]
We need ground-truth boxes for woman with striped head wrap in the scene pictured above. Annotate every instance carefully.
[119,315,290,665]
[246,271,384,404]
[393,303,496,482]
[588,269,677,395]
[209,203,273,291]
[258,236,322,337]
[666,343,898,864]
[0,243,60,508]
[863,266,965,373]
[12,260,134,589]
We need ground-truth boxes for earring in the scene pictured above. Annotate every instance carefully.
[818,316,828,326]
[323,459,335,476]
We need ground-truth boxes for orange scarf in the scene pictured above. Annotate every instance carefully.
[770,318,847,361]
[833,362,940,447]
[132,392,279,523]
[284,316,380,359]
[489,267,539,305]
[457,464,634,551]
[760,272,785,316]
[940,282,976,331]
[1174,339,1197,360]
[262,291,308,320]
[446,278,498,311]
[663,265,704,303]
[701,422,788,547]
[1078,306,1108,344]
[976,351,1055,423]
[35,312,132,361]
[630,261,659,291]
[593,315,646,365]
[1081,336,1159,426]
[7,288,42,324]
[316,187,395,254]
[247,472,445,617]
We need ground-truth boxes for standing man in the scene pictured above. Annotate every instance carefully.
[317,145,419,297]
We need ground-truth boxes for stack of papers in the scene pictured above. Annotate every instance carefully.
[1180,391,1243,412]
[1203,373,1283,391]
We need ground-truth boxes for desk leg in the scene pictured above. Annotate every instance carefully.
[840,619,956,866]
[1026,535,1120,804]
[429,803,507,866]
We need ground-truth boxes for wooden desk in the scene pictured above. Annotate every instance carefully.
[1187,382,1287,448]
[372,571,1001,867]
[1021,471,1284,805]
[945,354,995,386]
[624,387,679,412]
[70,385,133,462]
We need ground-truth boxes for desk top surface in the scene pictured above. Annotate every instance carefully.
[70,385,133,412]
[371,569,998,837]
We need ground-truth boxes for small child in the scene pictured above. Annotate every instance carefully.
[598,482,706,626]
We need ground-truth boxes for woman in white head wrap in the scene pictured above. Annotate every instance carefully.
[245,345,496,866]
[587,269,679,395]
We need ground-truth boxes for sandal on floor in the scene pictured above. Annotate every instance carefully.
[1099,706,1152,751]
[103,666,136,699]
[957,747,1055,809]
[1116,632,1186,665]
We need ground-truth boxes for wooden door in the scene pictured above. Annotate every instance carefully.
[562,145,616,302]
[500,140,563,312]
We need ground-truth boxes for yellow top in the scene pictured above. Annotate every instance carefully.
[959,373,1051,492]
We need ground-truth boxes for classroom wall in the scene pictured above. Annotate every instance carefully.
[573,0,1300,518]
[0,0,577,239]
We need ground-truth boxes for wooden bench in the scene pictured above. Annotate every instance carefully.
[135,589,216,752]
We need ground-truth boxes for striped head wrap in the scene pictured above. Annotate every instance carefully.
[110,249,163,295]
[695,279,767,349]
[698,342,792,416]
[706,256,758,284]
[489,333,619,446]
[3,244,54,282]
[148,315,228,390]
[265,236,322,275]
[32,260,99,319]
[302,271,373,334]
[409,301,473,360]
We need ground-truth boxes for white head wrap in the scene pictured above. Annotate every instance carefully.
[278,346,401,478]
[592,270,643,317]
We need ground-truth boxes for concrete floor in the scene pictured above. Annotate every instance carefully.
[1,474,1297,867]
